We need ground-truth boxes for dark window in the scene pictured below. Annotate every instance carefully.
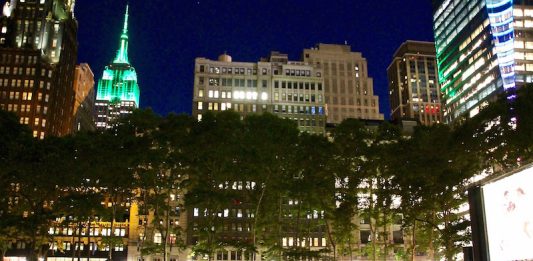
[360,230,371,244]
[393,230,404,244]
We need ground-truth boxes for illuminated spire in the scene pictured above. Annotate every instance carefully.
[113,4,129,64]
[122,4,129,35]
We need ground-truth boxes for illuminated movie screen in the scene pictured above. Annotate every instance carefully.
[483,166,533,261]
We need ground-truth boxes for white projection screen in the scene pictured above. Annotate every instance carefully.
[483,165,533,261]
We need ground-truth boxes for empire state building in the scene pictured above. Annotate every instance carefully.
[95,5,140,130]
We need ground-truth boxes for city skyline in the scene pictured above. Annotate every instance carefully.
[75,0,435,118]
[2,1,533,260]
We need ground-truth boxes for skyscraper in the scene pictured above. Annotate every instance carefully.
[193,52,327,134]
[94,5,140,130]
[388,41,443,125]
[303,44,384,124]
[0,0,78,138]
[432,0,533,122]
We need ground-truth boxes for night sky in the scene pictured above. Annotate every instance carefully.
[76,0,435,119]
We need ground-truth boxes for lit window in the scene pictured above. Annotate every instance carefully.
[154,233,162,244]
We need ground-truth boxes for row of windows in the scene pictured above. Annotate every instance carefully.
[0,79,50,90]
[273,105,325,115]
[328,107,376,116]
[0,54,39,64]
[198,102,325,115]
[48,227,127,237]
[514,8,533,18]
[514,42,533,52]
[49,242,125,252]
[193,208,255,219]
[198,102,232,111]
[274,92,322,103]
[201,65,260,75]
[284,68,315,77]
[285,117,324,128]
[21,117,46,127]
[202,77,265,88]
[0,66,38,76]
[1,103,48,114]
[1,91,48,101]
[200,64,318,78]
[275,80,323,91]
[214,250,252,261]
[199,78,324,90]
[282,237,327,247]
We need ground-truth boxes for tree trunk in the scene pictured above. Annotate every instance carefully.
[139,191,148,261]
[109,201,117,261]
[324,218,336,261]
[278,195,282,261]
[164,195,171,261]
[72,223,77,261]
[77,222,83,261]
[87,217,92,261]
[368,179,377,261]
[29,230,37,261]
[410,221,416,261]
[428,211,436,261]
[252,184,267,261]
[383,213,388,261]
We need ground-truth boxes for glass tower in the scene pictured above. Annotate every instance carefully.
[432,0,533,122]
[95,5,140,130]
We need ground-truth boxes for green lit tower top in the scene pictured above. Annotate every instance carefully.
[96,5,140,107]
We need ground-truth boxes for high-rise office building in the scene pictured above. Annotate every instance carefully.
[94,5,140,130]
[0,0,78,138]
[388,41,443,125]
[193,52,326,134]
[302,44,384,124]
[432,0,533,122]
[73,63,95,132]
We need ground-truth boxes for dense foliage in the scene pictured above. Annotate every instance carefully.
[0,86,531,261]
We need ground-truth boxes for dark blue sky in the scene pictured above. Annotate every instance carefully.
[76,0,435,119]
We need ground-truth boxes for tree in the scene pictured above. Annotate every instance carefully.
[184,111,245,261]
[394,125,479,260]
[0,110,32,261]
[7,137,76,261]
[240,113,300,260]
[134,111,191,261]
[90,121,143,260]
[330,119,372,260]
